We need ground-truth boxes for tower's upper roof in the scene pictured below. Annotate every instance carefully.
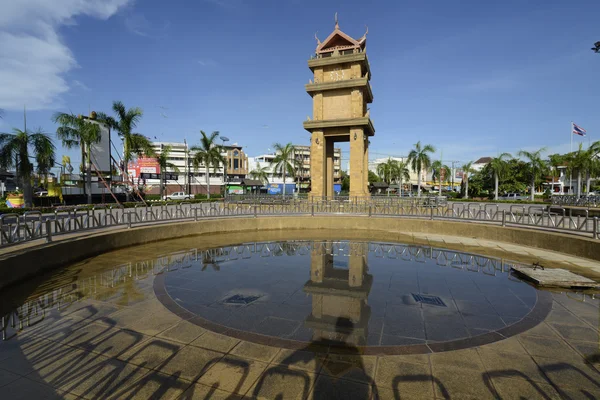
[314,13,367,55]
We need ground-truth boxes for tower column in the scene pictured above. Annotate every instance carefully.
[310,131,326,198]
[349,128,367,198]
[326,138,335,198]
[364,137,369,195]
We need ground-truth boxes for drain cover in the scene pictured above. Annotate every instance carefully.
[222,294,262,305]
[412,293,446,307]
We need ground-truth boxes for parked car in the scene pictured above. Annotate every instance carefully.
[162,192,191,201]
[499,193,528,201]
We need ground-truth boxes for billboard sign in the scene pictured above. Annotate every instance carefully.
[128,158,160,178]
[89,120,111,172]
[267,183,281,195]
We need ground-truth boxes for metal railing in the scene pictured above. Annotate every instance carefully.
[552,195,600,208]
[1,199,598,248]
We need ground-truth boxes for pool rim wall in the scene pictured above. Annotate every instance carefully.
[1,215,599,291]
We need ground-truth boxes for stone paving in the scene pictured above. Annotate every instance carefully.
[0,234,599,399]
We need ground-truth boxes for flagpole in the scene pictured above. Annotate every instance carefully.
[570,121,573,153]
[570,121,573,195]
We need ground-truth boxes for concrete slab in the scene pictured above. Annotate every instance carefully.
[511,266,599,289]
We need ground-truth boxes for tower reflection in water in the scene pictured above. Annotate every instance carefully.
[304,241,373,346]
[252,240,377,399]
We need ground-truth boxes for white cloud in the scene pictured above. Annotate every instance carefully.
[124,13,151,37]
[0,0,133,111]
[197,59,217,67]
[72,80,91,91]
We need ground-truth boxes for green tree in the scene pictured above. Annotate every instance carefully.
[547,153,564,193]
[248,162,270,192]
[395,160,411,196]
[0,128,56,207]
[431,160,450,196]
[460,161,475,199]
[96,101,154,169]
[488,153,512,200]
[155,145,180,199]
[376,158,399,184]
[53,113,102,204]
[368,170,380,184]
[269,142,296,197]
[566,144,591,197]
[340,170,350,192]
[61,155,71,172]
[497,159,529,194]
[466,170,486,198]
[191,131,225,199]
[407,141,436,196]
[518,148,548,201]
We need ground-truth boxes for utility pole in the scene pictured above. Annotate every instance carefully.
[448,160,461,192]
[184,138,189,195]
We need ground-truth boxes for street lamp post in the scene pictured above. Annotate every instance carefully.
[219,136,230,199]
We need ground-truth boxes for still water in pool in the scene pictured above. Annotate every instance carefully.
[159,240,539,346]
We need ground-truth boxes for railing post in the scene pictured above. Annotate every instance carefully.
[430,206,434,220]
[594,217,598,240]
[194,207,199,222]
[311,204,315,217]
[502,210,506,227]
[254,204,258,218]
[369,204,372,217]
[127,212,132,229]
[45,219,52,243]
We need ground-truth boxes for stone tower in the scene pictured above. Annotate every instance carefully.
[304,16,374,199]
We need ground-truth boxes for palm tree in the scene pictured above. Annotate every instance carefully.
[566,144,589,198]
[396,160,411,196]
[587,156,600,195]
[547,153,564,194]
[96,101,154,170]
[270,142,296,197]
[155,145,180,199]
[376,158,398,184]
[489,153,512,200]
[460,161,475,199]
[431,160,450,196]
[0,128,55,207]
[518,147,547,201]
[248,162,269,186]
[97,102,153,201]
[53,113,102,204]
[191,131,225,199]
[407,141,436,196]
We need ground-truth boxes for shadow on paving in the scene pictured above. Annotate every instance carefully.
[2,305,600,399]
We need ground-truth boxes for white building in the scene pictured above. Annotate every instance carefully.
[128,141,248,196]
[472,157,492,172]
[247,145,342,194]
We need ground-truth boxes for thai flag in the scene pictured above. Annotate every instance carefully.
[573,123,587,136]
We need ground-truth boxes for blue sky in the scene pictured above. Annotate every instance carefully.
[1,0,598,168]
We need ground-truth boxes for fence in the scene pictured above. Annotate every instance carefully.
[1,199,598,248]
[552,195,600,208]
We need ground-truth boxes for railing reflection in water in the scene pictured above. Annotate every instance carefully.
[2,240,597,341]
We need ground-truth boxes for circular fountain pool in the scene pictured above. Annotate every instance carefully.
[153,240,551,353]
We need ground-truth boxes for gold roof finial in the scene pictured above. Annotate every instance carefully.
[314,31,321,45]
[334,12,339,29]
